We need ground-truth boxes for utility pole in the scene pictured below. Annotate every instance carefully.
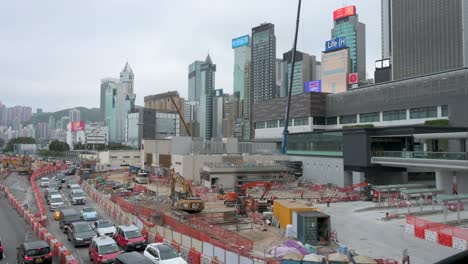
[281,0,302,154]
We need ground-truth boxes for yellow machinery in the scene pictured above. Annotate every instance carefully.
[16,155,32,175]
[170,169,205,213]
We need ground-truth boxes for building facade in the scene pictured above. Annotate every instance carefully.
[188,61,204,102]
[232,35,251,102]
[251,23,276,103]
[383,0,468,80]
[283,50,319,95]
[321,49,350,94]
[100,78,119,122]
[199,55,216,140]
[144,91,185,114]
[69,109,81,122]
[212,89,224,139]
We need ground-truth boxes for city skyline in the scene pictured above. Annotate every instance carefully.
[1,0,380,111]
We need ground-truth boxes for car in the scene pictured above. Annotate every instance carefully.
[89,236,122,264]
[54,205,68,221]
[0,236,3,260]
[114,225,147,251]
[59,208,81,233]
[69,183,81,190]
[44,188,59,204]
[143,243,186,264]
[116,251,154,264]
[39,177,50,188]
[70,189,86,205]
[65,168,76,176]
[93,220,117,237]
[55,173,65,183]
[16,240,52,264]
[67,221,96,247]
[49,194,64,212]
[48,181,61,191]
[81,207,98,221]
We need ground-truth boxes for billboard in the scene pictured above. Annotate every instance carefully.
[349,73,359,84]
[333,5,356,21]
[232,35,250,49]
[325,37,346,52]
[71,121,85,132]
[304,80,322,93]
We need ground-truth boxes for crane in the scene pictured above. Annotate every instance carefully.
[170,169,204,213]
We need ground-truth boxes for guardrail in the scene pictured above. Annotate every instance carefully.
[372,151,468,160]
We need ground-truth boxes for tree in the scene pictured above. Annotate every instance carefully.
[5,137,36,152]
[48,140,70,152]
[0,138,5,148]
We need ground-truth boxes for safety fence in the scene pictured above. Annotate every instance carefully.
[406,215,468,250]
[1,169,12,179]
[82,181,270,264]
[0,180,78,264]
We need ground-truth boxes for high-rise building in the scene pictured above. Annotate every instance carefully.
[382,0,468,80]
[282,50,319,96]
[69,109,81,122]
[183,101,199,137]
[251,23,276,103]
[276,59,287,97]
[48,116,56,131]
[113,63,136,143]
[321,49,350,94]
[0,102,5,126]
[60,116,70,131]
[331,5,366,84]
[188,61,204,102]
[243,62,252,140]
[5,106,32,125]
[144,91,185,114]
[100,78,119,122]
[37,122,48,139]
[223,94,241,138]
[212,89,224,139]
[199,55,216,140]
[232,35,251,102]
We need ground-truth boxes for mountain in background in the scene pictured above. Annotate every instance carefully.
[27,107,100,125]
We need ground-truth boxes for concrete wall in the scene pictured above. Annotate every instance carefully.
[172,155,223,183]
[288,155,346,187]
[98,150,141,168]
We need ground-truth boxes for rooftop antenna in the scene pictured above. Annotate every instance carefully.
[281,0,302,155]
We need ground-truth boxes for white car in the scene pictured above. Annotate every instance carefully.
[49,194,64,211]
[39,177,50,188]
[143,243,187,264]
[93,220,117,237]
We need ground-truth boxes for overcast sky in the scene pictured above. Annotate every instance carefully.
[1,0,380,112]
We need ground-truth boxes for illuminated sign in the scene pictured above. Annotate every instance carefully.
[325,37,346,52]
[349,73,358,84]
[232,35,250,49]
[304,80,322,93]
[333,5,356,21]
[71,121,85,132]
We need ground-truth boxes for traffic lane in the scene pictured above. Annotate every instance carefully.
[0,191,59,264]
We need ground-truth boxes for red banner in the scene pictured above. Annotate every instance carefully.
[333,5,356,21]
[71,121,85,132]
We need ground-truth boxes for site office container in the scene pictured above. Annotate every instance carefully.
[273,200,319,229]
[296,211,330,246]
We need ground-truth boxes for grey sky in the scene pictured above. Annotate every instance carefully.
[1,0,380,112]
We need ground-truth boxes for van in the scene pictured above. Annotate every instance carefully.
[59,208,81,233]
[40,177,50,188]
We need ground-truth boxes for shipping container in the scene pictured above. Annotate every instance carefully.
[273,200,319,229]
[296,211,330,246]
[327,253,350,264]
[281,252,303,264]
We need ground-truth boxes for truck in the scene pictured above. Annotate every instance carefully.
[16,155,32,175]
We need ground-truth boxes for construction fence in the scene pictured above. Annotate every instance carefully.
[82,181,270,264]
[406,215,468,250]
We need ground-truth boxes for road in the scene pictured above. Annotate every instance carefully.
[0,189,49,264]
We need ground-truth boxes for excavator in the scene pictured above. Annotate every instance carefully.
[221,181,273,214]
[170,169,205,213]
[16,155,32,175]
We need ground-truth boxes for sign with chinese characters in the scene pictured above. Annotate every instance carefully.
[333,5,356,20]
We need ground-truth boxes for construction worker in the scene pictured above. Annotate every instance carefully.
[326,196,331,207]
[301,191,304,200]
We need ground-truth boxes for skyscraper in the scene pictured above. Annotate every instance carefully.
[212,89,224,139]
[282,50,319,95]
[48,116,56,131]
[100,78,119,122]
[114,63,136,143]
[69,109,81,122]
[243,62,252,140]
[37,122,48,139]
[199,55,216,140]
[251,23,276,103]
[188,61,204,102]
[331,5,366,84]
[276,59,287,97]
[232,35,251,102]
[382,0,468,80]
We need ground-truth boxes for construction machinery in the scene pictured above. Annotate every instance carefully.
[170,169,205,213]
[222,181,273,213]
[16,155,32,175]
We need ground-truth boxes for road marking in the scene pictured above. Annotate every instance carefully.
[60,189,71,207]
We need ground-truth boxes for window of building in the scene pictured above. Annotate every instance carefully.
[339,115,357,124]
[313,117,326,125]
[294,117,309,126]
[326,117,337,125]
[134,156,140,159]
[255,122,265,129]
[441,105,449,117]
[279,119,293,127]
[409,106,437,119]
[266,120,278,128]
[287,131,343,156]
[383,110,406,121]
[122,156,130,159]
[359,112,380,123]
[110,156,118,159]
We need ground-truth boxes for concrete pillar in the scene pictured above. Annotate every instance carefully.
[436,170,453,194]
[456,173,468,194]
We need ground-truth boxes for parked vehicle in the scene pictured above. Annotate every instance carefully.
[69,183,81,190]
[93,220,117,237]
[44,188,59,204]
[59,208,81,233]
[134,172,149,184]
[143,243,186,264]
[39,177,50,188]
[16,240,52,264]
[49,194,64,211]
[115,225,147,251]
[55,173,65,183]
[116,251,154,264]
[89,236,122,264]
[81,207,98,221]
[67,221,96,247]
[70,189,86,205]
